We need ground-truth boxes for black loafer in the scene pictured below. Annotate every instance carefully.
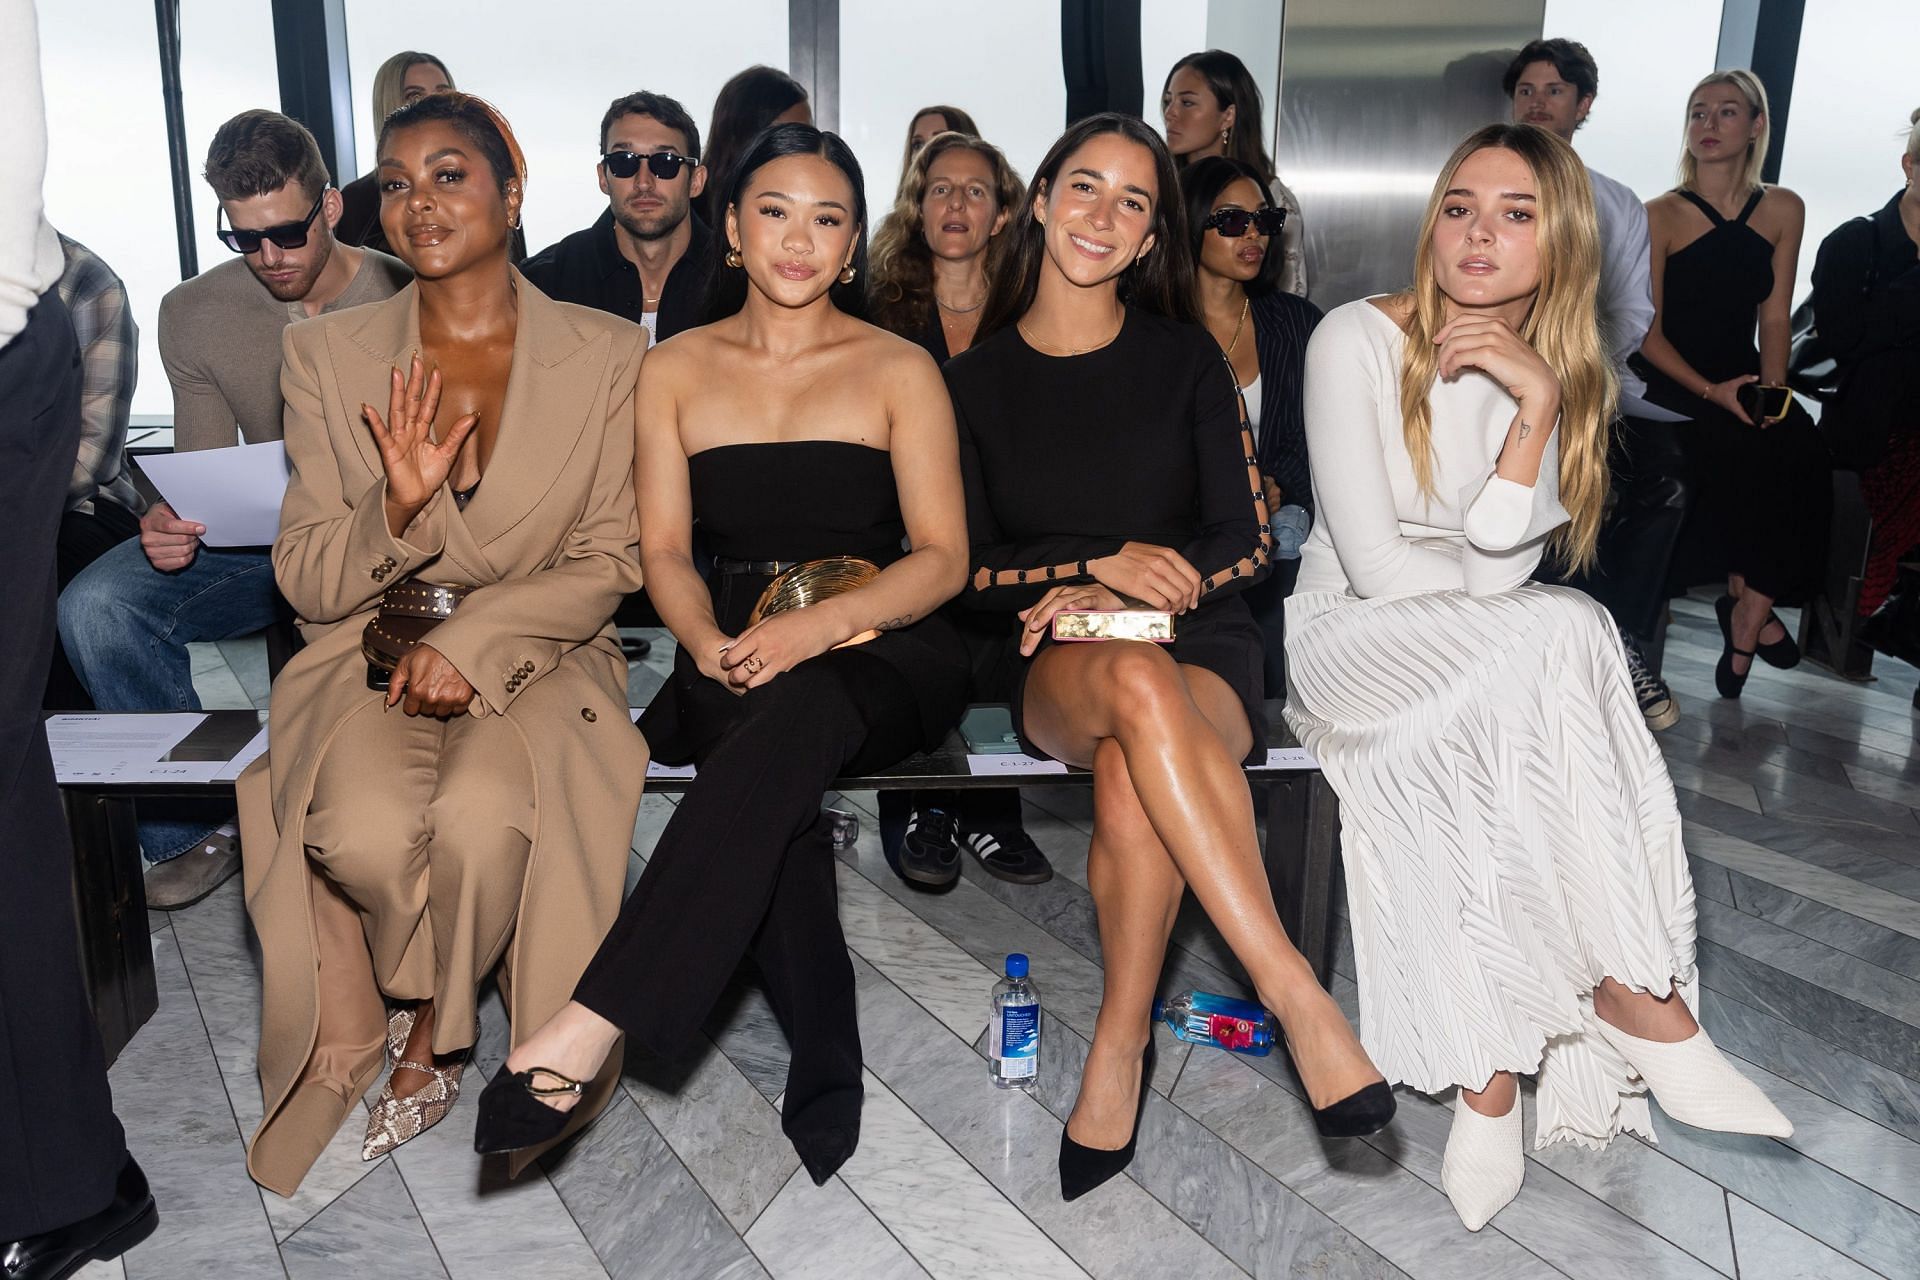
[961,825,1054,884]
[2,1155,157,1280]
[891,804,961,888]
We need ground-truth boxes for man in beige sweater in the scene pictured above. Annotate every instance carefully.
[58,110,409,909]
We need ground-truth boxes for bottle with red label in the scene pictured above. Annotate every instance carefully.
[1153,990,1276,1056]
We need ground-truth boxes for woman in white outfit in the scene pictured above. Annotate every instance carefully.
[1284,123,1792,1232]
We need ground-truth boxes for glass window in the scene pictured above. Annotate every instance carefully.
[40,3,179,417]
[342,2,788,254]
[1538,0,1725,204]
[839,0,1064,218]
[1141,0,1211,132]
[179,2,283,282]
[1775,0,1914,303]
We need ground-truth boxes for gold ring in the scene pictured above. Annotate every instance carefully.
[744,656,764,675]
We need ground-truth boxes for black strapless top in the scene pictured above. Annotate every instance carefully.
[690,440,907,567]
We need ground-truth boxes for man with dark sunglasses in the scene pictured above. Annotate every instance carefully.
[522,90,711,346]
[57,109,409,910]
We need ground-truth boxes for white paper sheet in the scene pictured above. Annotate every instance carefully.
[137,441,290,546]
[1261,746,1320,770]
[48,713,209,783]
[966,753,1069,777]
[214,726,272,781]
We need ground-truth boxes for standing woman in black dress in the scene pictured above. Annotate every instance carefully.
[477,124,971,1182]
[1637,70,1827,697]
[946,113,1392,1202]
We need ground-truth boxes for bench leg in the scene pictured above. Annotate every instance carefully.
[63,791,158,1066]
[1262,775,1339,987]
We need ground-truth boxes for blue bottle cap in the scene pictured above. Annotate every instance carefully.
[1005,953,1029,978]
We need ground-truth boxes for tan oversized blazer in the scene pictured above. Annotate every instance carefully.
[236,274,648,1196]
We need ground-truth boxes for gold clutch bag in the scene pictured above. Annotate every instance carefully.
[748,557,884,645]
[1050,609,1176,643]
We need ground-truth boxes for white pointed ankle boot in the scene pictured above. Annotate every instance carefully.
[1595,1021,1792,1138]
[1441,1095,1523,1232]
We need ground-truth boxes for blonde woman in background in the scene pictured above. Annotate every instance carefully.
[1636,69,1825,699]
[894,104,980,199]
[1285,122,1793,1233]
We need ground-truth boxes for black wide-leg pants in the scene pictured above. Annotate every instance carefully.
[576,646,925,1180]
[0,292,128,1238]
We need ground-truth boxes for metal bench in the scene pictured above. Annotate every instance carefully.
[58,703,1338,1063]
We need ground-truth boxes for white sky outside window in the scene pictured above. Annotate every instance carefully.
[1774,0,1915,304]
[41,0,277,417]
[343,1,787,255]
[838,0,1065,222]
[1539,0,1726,205]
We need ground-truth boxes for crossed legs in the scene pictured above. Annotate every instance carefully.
[1021,640,1383,1147]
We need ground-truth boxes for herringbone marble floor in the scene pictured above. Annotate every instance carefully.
[79,594,1920,1278]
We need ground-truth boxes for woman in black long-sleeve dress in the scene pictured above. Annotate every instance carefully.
[946,113,1392,1202]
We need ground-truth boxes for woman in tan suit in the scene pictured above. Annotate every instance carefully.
[236,92,647,1196]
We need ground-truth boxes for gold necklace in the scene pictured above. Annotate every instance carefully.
[936,293,985,314]
[1224,295,1249,357]
[1019,314,1124,356]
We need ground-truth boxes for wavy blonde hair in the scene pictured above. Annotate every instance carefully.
[371,52,452,130]
[1679,69,1770,193]
[1396,123,1615,572]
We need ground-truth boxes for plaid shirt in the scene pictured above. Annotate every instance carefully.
[55,234,145,516]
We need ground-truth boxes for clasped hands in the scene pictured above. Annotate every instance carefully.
[697,602,855,695]
[1016,542,1202,657]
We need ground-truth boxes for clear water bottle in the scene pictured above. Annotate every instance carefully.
[1154,990,1276,1056]
[989,953,1041,1089]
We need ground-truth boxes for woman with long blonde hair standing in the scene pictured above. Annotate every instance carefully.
[1637,69,1826,697]
[1285,123,1792,1233]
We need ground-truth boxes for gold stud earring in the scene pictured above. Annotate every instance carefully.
[725,248,743,268]
[838,264,857,285]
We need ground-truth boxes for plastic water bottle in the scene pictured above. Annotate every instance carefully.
[989,953,1041,1089]
[1154,990,1276,1056]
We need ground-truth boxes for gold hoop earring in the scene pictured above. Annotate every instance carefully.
[725,248,743,269]
[838,265,857,285]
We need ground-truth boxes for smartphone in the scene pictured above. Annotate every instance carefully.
[1736,382,1792,423]
[959,705,1022,754]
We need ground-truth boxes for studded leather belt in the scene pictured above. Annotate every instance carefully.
[363,581,474,688]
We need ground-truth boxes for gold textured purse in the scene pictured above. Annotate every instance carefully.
[748,557,884,645]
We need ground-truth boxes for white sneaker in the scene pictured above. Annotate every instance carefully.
[1595,1022,1793,1138]
[1441,1095,1523,1232]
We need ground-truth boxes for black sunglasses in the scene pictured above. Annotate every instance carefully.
[602,150,699,181]
[217,190,328,254]
[1203,207,1288,238]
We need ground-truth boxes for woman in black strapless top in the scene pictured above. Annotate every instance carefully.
[476,125,970,1183]
[1637,70,1829,699]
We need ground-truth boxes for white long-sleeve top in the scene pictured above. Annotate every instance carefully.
[1588,166,1654,406]
[1293,299,1569,600]
[0,0,62,348]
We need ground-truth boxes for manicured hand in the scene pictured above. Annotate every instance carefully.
[362,355,478,526]
[1089,542,1202,612]
[719,605,847,690]
[139,500,204,572]
[1016,583,1126,657]
[1433,314,1560,412]
[387,642,476,717]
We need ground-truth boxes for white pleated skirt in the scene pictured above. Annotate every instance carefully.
[1284,583,1698,1149]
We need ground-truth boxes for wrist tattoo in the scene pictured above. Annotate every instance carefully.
[876,613,913,632]
[1518,420,1533,440]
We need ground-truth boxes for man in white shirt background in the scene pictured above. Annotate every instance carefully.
[1507,37,1692,731]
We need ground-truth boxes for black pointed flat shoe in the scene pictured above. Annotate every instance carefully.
[1059,1039,1155,1202]
[473,1063,585,1155]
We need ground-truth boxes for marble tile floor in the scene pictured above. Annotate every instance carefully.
[84,594,1917,1278]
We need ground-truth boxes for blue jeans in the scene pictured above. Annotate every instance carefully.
[58,538,280,861]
